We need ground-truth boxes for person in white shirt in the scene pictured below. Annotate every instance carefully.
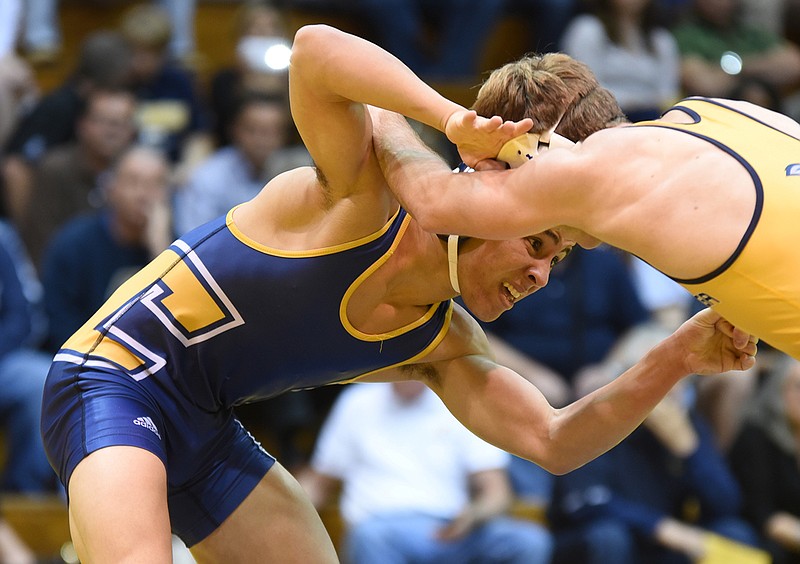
[561,0,680,121]
[300,381,553,564]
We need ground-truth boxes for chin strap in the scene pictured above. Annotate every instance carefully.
[447,234,461,295]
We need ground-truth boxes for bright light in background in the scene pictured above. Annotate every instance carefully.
[264,43,291,71]
[720,51,743,75]
[238,36,292,73]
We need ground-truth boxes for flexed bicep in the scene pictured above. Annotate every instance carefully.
[289,29,378,196]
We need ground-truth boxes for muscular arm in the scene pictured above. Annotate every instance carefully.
[289,25,531,195]
[371,106,593,240]
[406,305,755,475]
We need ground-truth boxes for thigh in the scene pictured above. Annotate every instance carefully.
[191,461,338,564]
[68,445,173,563]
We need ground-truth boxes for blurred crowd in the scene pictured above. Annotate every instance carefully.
[0,0,799,561]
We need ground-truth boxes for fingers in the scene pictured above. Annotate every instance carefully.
[713,315,758,350]
[506,117,534,136]
[739,352,757,371]
[732,326,758,350]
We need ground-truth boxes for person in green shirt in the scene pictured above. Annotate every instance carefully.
[672,0,800,109]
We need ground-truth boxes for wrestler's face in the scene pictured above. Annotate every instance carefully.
[458,229,574,322]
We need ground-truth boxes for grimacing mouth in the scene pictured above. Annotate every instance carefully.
[503,281,522,302]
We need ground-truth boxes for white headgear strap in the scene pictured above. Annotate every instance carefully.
[447,234,461,295]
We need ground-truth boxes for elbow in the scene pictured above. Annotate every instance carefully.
[515,450,574,476]
[519,437,584,476]
[401,184,452,234]
[290,24,337,71]
[537,459,576,477]
[412,206,447,234]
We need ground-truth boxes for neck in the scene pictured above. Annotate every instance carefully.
[382,224,458,306]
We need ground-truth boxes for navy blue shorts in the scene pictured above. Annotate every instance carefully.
[41,360,276,546]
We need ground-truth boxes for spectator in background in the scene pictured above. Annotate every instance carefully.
[174,93,309,235]
[356,0,506,80]
[549,370,764,564]
[18,88,138,268]
[0,219,60,562]
[0,220,55,493]
[672,0,800,110]
[209,1,293,148]
[0,54,37,154]
[561,0,680,121]
[40,145,172,351]
[157,0,198,64]
[119,3,212,179]
[6,0,197,66]
[1,30,133,225]
[729,356,800,564]
[299,381,553,564]
[0,0,23,60]
[17,0,60,65]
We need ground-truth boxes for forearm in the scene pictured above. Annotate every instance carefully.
[372,109,514,238]
[291,25,463,133]
[433,340,689,476]
[371,108,476,230]
[544,340,688,473]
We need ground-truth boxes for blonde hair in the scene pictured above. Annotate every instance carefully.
[473,53,628,142]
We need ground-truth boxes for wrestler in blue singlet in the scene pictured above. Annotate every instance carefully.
[41,206,452,545]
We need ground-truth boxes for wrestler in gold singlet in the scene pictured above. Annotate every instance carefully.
[633,97,800,357]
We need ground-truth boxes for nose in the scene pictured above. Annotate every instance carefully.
[526,260,551,290]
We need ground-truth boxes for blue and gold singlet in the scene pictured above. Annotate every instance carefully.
[41,206,452,545]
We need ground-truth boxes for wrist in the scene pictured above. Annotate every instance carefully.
[644,339,691,386]
[441,105,468,135]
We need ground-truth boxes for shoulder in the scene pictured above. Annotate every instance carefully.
[421,302,490,365]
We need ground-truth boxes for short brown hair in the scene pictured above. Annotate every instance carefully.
[473,53,628,142]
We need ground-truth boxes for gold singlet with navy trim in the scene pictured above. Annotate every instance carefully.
[53,207,452,408]
[633,97,800,358]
